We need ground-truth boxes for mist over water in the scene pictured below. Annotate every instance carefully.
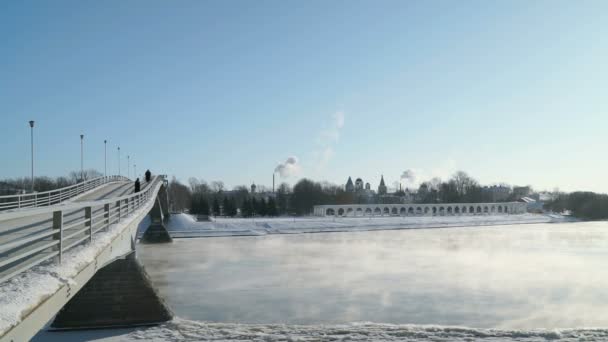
[137,222,608,329]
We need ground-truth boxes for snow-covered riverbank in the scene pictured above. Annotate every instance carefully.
[33,317,608,341]
[163,213,574,238]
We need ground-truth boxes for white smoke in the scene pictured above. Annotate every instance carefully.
[400,169,416,183]
[275,156,301,178]
[314,111,345,170]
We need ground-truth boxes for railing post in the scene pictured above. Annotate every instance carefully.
[104,203,110,230]
[85,206,93,243]
[53,210,63,264]
[116,200,121,222]
[18,195,21,209]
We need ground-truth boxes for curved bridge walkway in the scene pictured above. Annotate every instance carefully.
[0,175,170,342]
[0,177,144,283]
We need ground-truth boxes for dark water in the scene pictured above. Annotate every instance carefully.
[137,222,608,329]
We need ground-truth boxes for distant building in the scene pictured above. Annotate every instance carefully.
[402,188,415,203]
[345,177,355,192]
[365,182,371,190]
[513,186,532,198]
[519,196,543,213]
[482,185,511,202]
[378,175,387,195]
[251,182,257,194]
[355,178,364,191]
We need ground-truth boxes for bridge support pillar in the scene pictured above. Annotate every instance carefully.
[51,252,172,329]
[141,196,172,243]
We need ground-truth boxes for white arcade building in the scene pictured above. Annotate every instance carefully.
[313,202,527,217]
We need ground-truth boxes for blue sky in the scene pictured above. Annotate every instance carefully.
[1,1,607,192]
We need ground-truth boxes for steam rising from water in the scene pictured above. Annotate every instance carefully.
[138,222,608,330]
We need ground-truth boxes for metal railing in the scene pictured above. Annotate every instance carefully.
[0,175,130,212]
[0,176,162,284]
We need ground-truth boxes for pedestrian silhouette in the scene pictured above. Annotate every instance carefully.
[145,169,151,182]
[134,178,141,193]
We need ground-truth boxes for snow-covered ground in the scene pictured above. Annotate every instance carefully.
[165,213,574,238]
[33,317,608,341]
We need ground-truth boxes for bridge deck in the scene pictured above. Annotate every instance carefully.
[0,179,149,283]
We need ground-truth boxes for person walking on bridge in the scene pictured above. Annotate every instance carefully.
[145,169,151,182]
[134,178,141,193]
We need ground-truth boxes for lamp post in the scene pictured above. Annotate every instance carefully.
[134,164,137,180]
[104,140,107,177]
[29,120,35,193]
[127,155,130,179]
[118,146,121,177]
[80,134,84,181]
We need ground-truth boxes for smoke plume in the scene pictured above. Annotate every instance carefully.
[275,156,300,178]
[400,169,416,183]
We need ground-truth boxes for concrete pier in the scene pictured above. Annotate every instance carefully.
[51,252,172,329]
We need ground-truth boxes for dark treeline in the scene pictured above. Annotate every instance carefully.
[0,169,104,195]
[545,192,608,220]
[168,177,287,217]
[168,171,522,217]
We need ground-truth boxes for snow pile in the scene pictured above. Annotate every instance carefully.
[0,189,158,336]
[120,318,608,341]
[166,213,573,238]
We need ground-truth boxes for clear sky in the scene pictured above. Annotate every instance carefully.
[1,1,607,193]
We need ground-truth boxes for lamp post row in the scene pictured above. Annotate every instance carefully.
[27,121,135,193]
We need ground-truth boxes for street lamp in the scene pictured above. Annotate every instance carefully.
[80,134,84,181]
[29,120,35,193]
[134,164,137,180]
[117,146,121,177]
[127,155,130,179]
[104,140,107,178]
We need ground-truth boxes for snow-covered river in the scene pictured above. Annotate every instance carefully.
[34,221,608,341]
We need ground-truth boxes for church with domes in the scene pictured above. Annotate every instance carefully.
[344,175,387,195]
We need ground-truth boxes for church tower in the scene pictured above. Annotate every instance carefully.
[378,175,387,195]
[345,176,355,192]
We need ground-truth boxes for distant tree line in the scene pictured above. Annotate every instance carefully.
[167,177,289,217]
[0,169,103,195]
[412,171,519,204]
[167,171,533,217]
[545,192,608,220]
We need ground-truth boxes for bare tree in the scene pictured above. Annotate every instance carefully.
[69,169,103,182]
[451,171,478,196]
[168,176,191,212]
[211,181,225,193]
[189,177,210,194]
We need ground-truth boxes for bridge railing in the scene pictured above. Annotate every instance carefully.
[0,176,162,284]
[0,175,130,212]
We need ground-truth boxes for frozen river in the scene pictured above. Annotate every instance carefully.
[32,221,608,341]
[138,221,608,329]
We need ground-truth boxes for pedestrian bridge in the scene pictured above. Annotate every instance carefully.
[0,174,172,342]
